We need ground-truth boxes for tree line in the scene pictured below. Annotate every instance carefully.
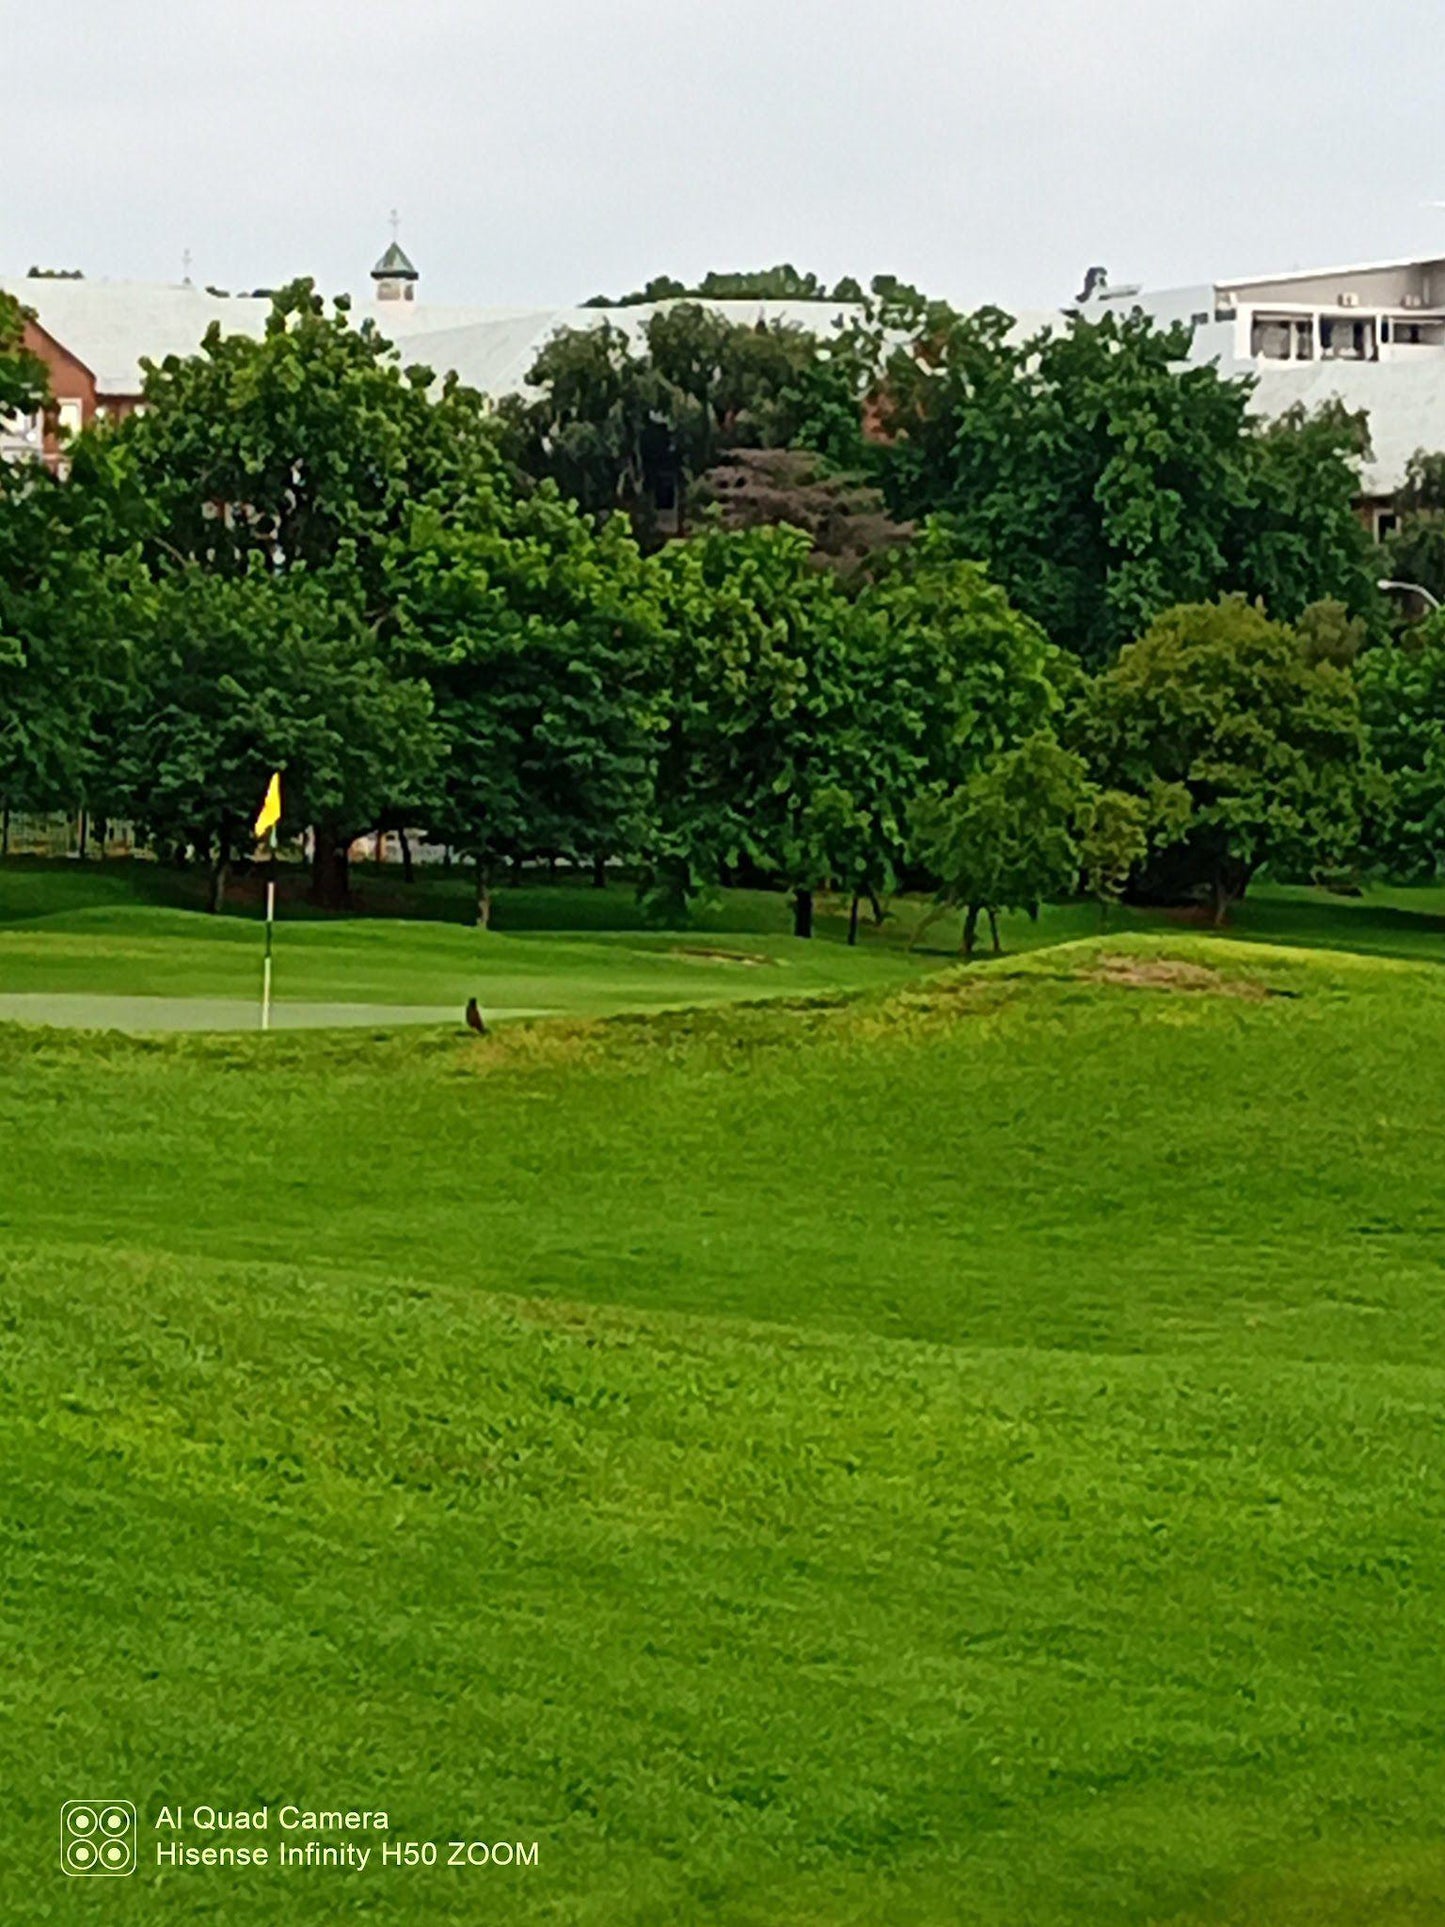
[2,274,1443,941]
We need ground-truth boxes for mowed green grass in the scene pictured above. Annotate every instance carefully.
[6,856,1445,1036]
[0,861,935,1025]
[6,927,1445,1923]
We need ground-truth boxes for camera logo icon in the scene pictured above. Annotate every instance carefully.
[61,1801,136,1877]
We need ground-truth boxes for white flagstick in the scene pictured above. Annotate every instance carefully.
[260,827,277,1031]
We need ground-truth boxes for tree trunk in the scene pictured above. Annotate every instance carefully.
[592,852,608,890]
[475,854,493,929]
[77,809,88,860]
[310,827,351,909]
[987,905,1001,953]
[1211,871,1230,927]
[867,887,885,925]
[962,904,980,956]
[792,886,814,940]
[399,828,414,884]
[847,893,861,946]
[208,818,233,915]
[1,806,8,859]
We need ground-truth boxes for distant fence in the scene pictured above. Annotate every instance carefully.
[0,812,454,867]
[1,811,140,858]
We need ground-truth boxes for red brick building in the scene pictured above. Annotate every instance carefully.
[0,277,274,469]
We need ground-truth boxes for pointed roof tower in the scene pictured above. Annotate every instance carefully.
[372,215,418,302]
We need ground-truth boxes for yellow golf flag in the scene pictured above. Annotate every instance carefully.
[253,771,282,840]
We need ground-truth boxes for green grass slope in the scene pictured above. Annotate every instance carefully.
[0,862,939,1028]
[6,935,1445,1922]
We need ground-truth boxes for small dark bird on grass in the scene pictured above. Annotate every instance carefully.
[465,997,488,1036]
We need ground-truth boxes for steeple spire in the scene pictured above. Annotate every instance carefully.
[371,215,419,302]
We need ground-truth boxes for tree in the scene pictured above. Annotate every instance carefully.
[584,264,842,307]
[645,525,1060,937]
[112,280,499,588]
[392,493,664,923]
[1296,597,1369,668]
[1233,402,1379,626]
[0,290,49,419]
[646,525,859,932]
[0,437,134,835]
[1379,515,1445,613]
[1376,450,1445,612]
[693,447,910,578]
[911,736,1090,954]
[841,301,1378,662]
[1079,790,1149,923]
[1076,598,1371,921]
[496,307,820,542]
[1357,620,1445,881]
[493,322,689,535]
[852,527,1064,790]
[80,280,495,901]
[113,564,437,911]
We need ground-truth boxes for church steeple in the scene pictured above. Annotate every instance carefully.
[371,213,418,302]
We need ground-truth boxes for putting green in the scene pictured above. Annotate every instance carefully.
[0,993,548,1033]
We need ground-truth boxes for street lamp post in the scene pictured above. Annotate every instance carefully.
[1377,577,1442,613]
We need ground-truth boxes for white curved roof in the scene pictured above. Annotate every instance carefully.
[1,277,272,394]
[3,274,1063,408]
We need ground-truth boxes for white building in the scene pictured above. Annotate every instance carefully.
[3,234,1067,475]
[1076,255,1445,529]
[1,241,883,463]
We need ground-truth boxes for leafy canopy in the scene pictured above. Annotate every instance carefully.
[1077,598,1372,914]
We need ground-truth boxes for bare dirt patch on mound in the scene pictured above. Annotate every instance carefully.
[1083,955,1277,999]
[669,947,775,967]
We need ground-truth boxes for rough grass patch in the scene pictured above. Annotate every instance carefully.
[668,946,776,967]
[1082,954,1280,999]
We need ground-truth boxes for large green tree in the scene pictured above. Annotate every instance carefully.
[911,735,1091,955]
[111,279,499,589]
[647,523,1059,935]
[1376,450,1445,612]
[496,306,819,543]
[75,281,498,901]
[646,525,856,932]
[391,492,664,922]
[838,300,1378,662]
[1357,619,1445,880]
[113,563,437,910]
[0,447,137,837]
[853,527,1063,788]
[1076,598,1372,920]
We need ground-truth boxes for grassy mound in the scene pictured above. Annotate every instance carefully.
[6,936,1445,1920]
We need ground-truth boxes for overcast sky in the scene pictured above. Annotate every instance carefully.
[6,0,1445,313]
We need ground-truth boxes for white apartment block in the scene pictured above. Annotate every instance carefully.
[1077,255,1445,530]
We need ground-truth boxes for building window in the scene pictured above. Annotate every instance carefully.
[1387,317,1445,349]
[1250,314,1316,361]
[1321,317,1376,361]
[1251,317,1294,359]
